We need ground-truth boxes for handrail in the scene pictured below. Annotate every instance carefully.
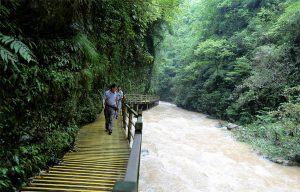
[125,94,160,104]
[113,99,143,192]
[113,94,159,192]
[125,103,138,117]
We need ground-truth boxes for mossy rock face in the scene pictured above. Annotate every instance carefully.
[1,0,176,191]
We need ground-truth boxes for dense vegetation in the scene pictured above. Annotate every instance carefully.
[1,0,299,190]
[0,0,178,190]
[154,0,300,164]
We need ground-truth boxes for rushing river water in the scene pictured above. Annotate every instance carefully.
[139,102,300,192]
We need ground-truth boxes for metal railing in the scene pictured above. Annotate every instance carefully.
[113,102,143,192]
[122,103,141,145]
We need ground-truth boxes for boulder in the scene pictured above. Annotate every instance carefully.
[226,123,239,130]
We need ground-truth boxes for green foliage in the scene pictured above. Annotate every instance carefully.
[74,33,99,65]
[0,0,178,191]
[0,33,37,65]
[154,0,300,163]
[195,39,235,61]
[225,56,251,82]
[0,44,17,65]
[234,99,300,164]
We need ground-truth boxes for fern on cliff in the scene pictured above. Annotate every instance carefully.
[0,33,37,65]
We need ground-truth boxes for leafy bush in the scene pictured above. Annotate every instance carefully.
[234,86,300,164]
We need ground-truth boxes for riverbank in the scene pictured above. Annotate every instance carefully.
[219,120,300,166]
[230,123,300,167]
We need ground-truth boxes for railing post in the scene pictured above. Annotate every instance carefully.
[128,108,133,144]
[135,110,143,134]
[122,97,127,130]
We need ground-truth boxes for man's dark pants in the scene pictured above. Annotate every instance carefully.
[104,106,115,132]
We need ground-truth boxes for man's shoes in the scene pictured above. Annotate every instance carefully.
[108,131,112,135]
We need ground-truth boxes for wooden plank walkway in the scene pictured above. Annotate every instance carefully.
[22,112,130,192]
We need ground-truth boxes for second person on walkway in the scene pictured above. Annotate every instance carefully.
[115,86,124,119]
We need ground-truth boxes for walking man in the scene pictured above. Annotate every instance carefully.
[103,84,117,135]
[115,86,124,119]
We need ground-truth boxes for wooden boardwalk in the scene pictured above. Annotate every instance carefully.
[22,112,130,192]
